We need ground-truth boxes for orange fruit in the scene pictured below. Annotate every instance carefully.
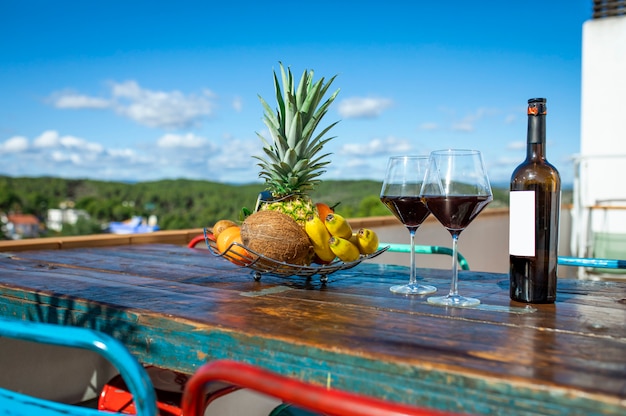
[315,202,334,223]
[216,226,250,266]
[212,219,238,239]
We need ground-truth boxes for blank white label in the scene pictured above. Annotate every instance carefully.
[509,191,535,256]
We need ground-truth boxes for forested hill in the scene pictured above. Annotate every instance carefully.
[0,176,510,233]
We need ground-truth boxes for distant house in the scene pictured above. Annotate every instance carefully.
[47,208,90,232]
[4,214,41,239]
[108,215,159,234]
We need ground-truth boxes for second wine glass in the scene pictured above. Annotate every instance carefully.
[420,149,493,306]
[380,156,437,295]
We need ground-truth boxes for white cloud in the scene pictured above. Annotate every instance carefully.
[505,114,516,124]
[59,135,100,152]
[494,155,523,166]
[48,80,217,129]
[51,93,110,109]
[107,148,138,159]
[111,80,142,99]
[508,141,526,150]
[33,130,103,153]
[232,96,243,112]
[0,136,29,153]
[51,150,82,164]
[34,130,60,147]
[419,122,438,130]
[450,107,498,132]
[157,133,208,148]
[112,81,215,129]
[0,130,187,180]
[452,122,474,132]
[337,97,393,119]
[340,136,411,156]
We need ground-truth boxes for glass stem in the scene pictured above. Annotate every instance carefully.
[449,234,459,297]
[409,228,417,286]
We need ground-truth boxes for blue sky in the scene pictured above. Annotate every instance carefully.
[0,1,591,186]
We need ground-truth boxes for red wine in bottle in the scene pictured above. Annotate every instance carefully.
[509,98,561,303]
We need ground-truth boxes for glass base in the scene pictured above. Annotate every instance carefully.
[390,283,437,295]
[427,294,480,307]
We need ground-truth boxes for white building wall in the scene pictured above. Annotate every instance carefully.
[580,15,626,156]
[574,14,626,264]
[47,209,90,232]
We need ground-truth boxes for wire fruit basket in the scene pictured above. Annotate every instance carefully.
[203,229,389,283]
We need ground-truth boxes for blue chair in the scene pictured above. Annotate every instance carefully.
[557,256,626,270]
[0,317,157,416]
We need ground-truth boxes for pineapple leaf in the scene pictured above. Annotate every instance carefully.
[255,132,274,150]
[305,137,335,159]
[317,74,338,104]
[303,128,338,157]
[301,92,339,140]
[309,154,333,170]
[259,96,280,130]
[273,70,285,125]
[287,111,303,150]
[300,78,324,117]
[282,149,298,166]
[255,62,340,198]
[295,69,309,108]
[291,158,310,173]
[280,64,295,138]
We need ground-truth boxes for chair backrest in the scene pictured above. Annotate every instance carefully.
[182,359,462,416]
[0,317,157,416]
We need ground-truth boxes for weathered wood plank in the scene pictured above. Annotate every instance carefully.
[4,248,624,337]
[0,244,625,415]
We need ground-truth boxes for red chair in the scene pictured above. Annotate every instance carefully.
[182,360,462,416]
[187,234,209,249]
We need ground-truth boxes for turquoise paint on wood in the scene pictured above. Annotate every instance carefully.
[0,244,624,416]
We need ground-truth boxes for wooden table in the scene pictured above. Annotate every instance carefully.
[0,243,624,415]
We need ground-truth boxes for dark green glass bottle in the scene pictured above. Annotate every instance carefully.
[509,98,561,303]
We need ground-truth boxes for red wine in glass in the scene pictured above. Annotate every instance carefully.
[380,196,431,229]
[420,149,493,307]
[420,195,492,234]
[380,156,437,295]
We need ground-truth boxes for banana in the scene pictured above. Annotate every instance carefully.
[304,215,336,263]
[355,228,379,255]
[324,213,353,239]
[328,236,361,262]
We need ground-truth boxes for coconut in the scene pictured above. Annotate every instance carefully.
[240,210,313,266]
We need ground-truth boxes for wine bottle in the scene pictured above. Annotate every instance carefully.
[509,98,561,303]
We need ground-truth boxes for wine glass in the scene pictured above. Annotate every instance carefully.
[420,149,492,306]
[380,156,437,295]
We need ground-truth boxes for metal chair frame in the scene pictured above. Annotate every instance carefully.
[0,317,157,416]
[182,359,461,416]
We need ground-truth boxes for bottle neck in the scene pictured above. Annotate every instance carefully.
[526,114,546,161]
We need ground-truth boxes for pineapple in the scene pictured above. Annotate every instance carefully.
[255,62,340,225]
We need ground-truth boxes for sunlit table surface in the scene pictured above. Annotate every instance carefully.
[0,243,624,416]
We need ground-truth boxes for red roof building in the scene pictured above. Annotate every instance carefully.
[5,214,41,239]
